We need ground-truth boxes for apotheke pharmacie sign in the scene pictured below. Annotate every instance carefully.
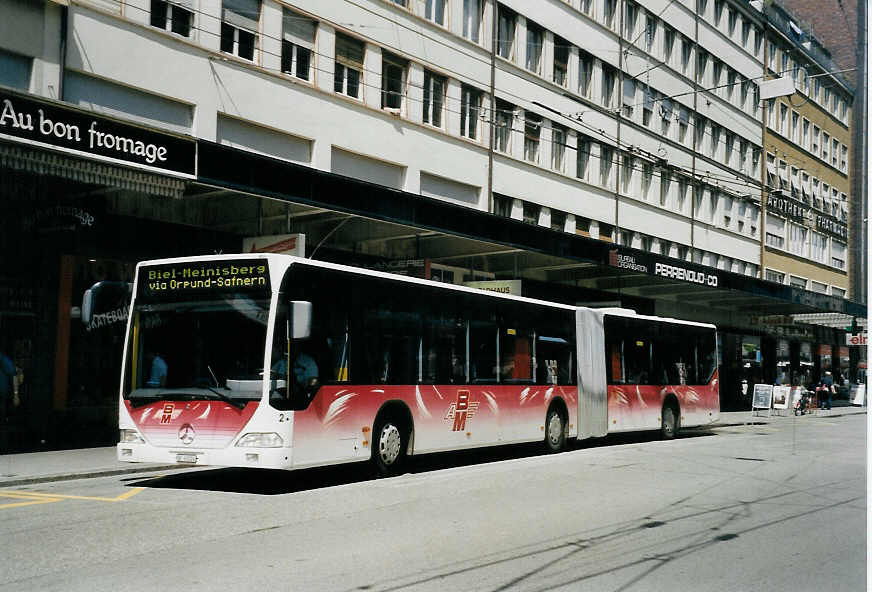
[0,89,195,176]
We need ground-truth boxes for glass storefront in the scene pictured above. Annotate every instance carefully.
[0,149,280,452]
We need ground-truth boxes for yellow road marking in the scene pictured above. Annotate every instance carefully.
[0,487,145,507]
[0,492,63,509]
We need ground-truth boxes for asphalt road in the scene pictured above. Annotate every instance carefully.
[1,414,865,592]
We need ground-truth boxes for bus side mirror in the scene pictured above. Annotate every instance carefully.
[82,288,95,326]
[289,301,312,339]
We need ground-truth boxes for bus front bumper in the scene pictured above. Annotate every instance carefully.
[116,443,294,470]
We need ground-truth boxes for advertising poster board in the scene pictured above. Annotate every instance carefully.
[752,384,773,415]
[772,386,791,410]
[789,387,804,410]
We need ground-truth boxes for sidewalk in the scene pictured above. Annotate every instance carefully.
[0,406,866,487]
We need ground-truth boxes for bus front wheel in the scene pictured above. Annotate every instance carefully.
[545,407,567,453]
[372,417,408,476]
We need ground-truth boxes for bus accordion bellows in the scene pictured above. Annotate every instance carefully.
[117,254,719,474]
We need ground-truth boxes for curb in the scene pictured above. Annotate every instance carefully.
[0,464,183,488]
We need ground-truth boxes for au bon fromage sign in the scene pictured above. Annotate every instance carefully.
[0,89,194,176]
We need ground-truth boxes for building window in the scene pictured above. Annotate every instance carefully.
[789,224,808,257]
[523,202,541,225]
[603,0,617,29]
[645,13,656,52]
[281,9,315,81]
[551,123,567,172]
[335,34,364,98]
[681,37,692,74]
[381,52,407,110]
[462,0,482,43]
[600,222,614,241]
[423,70,446,127]
[831,241,846,269]
[524,112,542,164]
[601,64,616,109]
[495,99,514,153]
[551,209,567,231]
[221,0,261,61]
[151,0,193,37]
[497,6,516,60]
[765,215,785,250]
[663,27,675,63]
[696,49,708,84]
[577,137,591,180]
[831,287,846,299]
[460,84,482,140]
[765,269,785,284]
[553,36,569,87]
[424,0,446,25]
[578,50,594,97]
[810,232,827,263]
[494,193,513,217]
[624,1,638,39]
[600,145,614,186]
[526,20,544,74]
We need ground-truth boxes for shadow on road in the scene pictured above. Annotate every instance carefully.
[125,429,716,495]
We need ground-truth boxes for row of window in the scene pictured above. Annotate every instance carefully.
[274,264,577,393]
[767,40,851,126]
[768,100,849,174]
[764,215,848,270]
[765,153,849,221]
[493,194,761,277]
[605,314,717,386]
[764,269,847,298]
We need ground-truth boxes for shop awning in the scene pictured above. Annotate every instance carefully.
[0,142,185,198]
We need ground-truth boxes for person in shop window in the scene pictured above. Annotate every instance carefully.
[0,340,19,413]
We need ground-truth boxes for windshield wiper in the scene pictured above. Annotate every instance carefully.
[201,385,247,409]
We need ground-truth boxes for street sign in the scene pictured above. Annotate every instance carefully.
[846,333,867,346]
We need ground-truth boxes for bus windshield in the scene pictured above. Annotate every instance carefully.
[124,297,271,405]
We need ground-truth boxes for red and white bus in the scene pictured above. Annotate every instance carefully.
[117,254,719,474]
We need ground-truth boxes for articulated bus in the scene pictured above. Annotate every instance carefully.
[117,254,719,474]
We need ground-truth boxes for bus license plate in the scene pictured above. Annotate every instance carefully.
[176,453,198,464]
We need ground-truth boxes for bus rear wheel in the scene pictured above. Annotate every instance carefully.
[661,403,679,440]
[372,417,408,476]
[545,407,567,453]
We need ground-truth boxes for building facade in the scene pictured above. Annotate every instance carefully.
[0,0,864,452]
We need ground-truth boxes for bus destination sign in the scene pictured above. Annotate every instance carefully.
[138,259,270,300]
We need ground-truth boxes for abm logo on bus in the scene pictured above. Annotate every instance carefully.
[160,403,174,424]
[445,390,479,432]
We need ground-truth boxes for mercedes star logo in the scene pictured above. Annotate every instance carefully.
[178,423,195,445]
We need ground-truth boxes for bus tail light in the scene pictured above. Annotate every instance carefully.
[236,433,284,448]
[119,429,145,444]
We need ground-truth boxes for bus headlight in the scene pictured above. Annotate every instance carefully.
[119,429,145,444]
[235,433,284,448]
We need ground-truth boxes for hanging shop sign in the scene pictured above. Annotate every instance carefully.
[0,89,195,177]
[608,248,720,287]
